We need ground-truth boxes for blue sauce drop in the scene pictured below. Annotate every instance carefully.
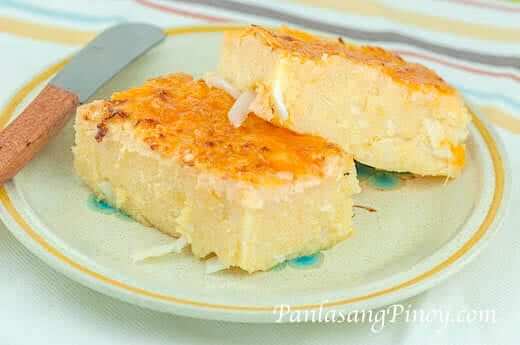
[355,161,406,190]
[369,171,400,190]
[87,194,134,221]
[87,194,117,214]
[288,252,324,269]
[355,162,375,181]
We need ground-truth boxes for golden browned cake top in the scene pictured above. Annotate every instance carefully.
[92,73,346,186]
[243,25,454,94]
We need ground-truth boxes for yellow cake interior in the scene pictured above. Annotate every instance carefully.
[218,26,471,177]
[73,73,359,272]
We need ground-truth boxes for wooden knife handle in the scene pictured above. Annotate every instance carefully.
[0,84,79,184]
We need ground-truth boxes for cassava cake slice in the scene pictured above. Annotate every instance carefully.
[217,25,471,177]
[73,73,359,273]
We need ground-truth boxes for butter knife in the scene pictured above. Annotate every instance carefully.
[0,23,165,184]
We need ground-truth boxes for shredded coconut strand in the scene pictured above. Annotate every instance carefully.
[272,79,288,121]
[203,73,241,99]
[228,91,256,128]
[132,236,188,263]
[205,256,229,274]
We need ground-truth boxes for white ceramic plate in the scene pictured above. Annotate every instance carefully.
[0,25,510,323]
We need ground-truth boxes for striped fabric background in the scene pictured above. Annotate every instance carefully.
[1,0,519,134]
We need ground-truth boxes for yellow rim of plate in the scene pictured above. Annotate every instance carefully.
[0,25,505,313]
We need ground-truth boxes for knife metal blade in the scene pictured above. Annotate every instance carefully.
[51,23,165,102]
